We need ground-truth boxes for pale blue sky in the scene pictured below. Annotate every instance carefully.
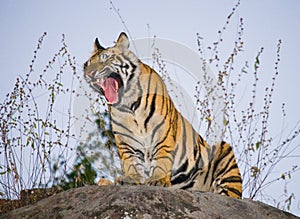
[1,0,300,215]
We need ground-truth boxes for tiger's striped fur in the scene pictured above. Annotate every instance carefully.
[83,32,242,198]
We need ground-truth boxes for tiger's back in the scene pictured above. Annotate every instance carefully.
[83,32,242,198]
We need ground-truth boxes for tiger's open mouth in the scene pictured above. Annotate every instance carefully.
[85,71,123,104]
[100,72,123,104]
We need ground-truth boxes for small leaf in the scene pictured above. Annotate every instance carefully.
[254,56,260,71]
[255,142,260,150]
[256,56,260,65]
[51,92,55,103]
[223,119,229,126]
[206,117,212,122]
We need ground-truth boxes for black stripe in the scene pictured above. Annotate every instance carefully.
[121,54,137,72]
[122,153,142,161]
[145,69,153,110]
[225,163,239,174]
[152,145,173,158]
[116,55,129,70]
[218,160,240,181]
[195,139,205,170]
[115,56,128,76]
[179,115,187,163]
[150,96,172,144]
[171,162,198,186]
[153,155,173,164]
[111,118,133,134]
[220,175,242,184]
[113,105,131,113]
[171,173,189,185]
[171,159,188,178]
[220,190,229,196]
[152,118,173,152]
[126,163,140,174]
[180,180,196,190]
[198,135,205,146]
[113,131,143,146]
[160,82,165,114]
[144,91,156,129]
[118,142,145,161]
[203,162,212,185]
[130,96,141,112]
[195,135,208,169]
[150,119,165,144]
[211,143,232,176]
[213,154,235,181]
[128,72,134,81]
[150,165,168,175]
[226,187,242,198]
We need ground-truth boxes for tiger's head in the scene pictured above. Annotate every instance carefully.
[83,32,140,105]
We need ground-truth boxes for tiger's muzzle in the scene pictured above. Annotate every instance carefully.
[84,70,123,105]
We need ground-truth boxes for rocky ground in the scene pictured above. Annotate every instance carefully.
[0,185,298,219]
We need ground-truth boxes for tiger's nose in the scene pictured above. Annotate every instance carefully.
[85,70,97,78]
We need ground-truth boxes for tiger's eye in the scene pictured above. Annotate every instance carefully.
[100,53,109,61]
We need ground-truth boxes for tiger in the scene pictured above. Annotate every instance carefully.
[83,32,242,198]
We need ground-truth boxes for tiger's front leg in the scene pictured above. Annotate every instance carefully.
[115,156,144,185]
[144,171,172,187]
[144,143,174,187]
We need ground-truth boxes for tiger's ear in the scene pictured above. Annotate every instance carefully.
[115,32,129,52]
[94,38,105,52]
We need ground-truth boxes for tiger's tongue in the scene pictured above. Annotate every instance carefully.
[103,78,118,104]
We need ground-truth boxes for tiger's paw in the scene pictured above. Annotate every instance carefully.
[115,175,143,185]
[97,178,113,186]
[145,176,171,187]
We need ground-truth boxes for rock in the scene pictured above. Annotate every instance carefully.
[0,187,61,214]
[0,185,298,219]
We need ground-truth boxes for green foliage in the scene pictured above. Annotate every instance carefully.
[95,111,116,150]
[51,111,120,190]
[53,145,97,190]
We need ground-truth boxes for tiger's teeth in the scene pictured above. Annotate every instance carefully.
[99,78,104,89]
[115,80,118,90]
